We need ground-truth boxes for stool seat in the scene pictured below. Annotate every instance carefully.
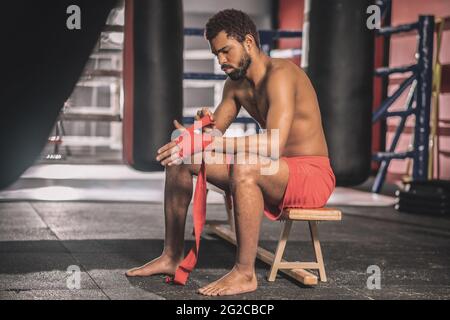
[284,207,342,221]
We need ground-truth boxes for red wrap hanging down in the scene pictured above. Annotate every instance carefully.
[167,116,214,285]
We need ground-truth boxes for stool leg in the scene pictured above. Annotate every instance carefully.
[309,221,327,282]
[268,220,293,281]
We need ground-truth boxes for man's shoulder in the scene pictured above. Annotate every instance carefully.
[269,58,301,79]
[266,58,300,87]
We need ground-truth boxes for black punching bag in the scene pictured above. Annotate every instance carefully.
[123,0,184,171]
[307,0,374,186]
[0,0,116,190]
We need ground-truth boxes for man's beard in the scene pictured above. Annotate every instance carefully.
[223,53,251,81]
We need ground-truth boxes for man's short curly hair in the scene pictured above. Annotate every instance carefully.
[205,9,260,49]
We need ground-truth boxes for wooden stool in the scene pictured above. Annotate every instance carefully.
[267,208,342,285]
[204,182,342,286]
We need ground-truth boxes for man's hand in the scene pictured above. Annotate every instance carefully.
[156,119,185,167]
[195,107,216,133]
[156,115,215,167]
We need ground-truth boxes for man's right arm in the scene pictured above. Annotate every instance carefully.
[156,80,241,166]
[201,79,241,135]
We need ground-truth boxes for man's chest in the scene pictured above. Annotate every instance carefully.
[236,90,269,128]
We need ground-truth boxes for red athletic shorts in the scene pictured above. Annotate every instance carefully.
[263,155,336,221]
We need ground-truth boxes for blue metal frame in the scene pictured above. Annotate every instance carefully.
[183,73,226,81]
[372,74,415,123]
[184,28,302,39]
[183,28,303,81]
[413,16,434,181]
[183,116,258,126]
[182,116,261,133]
[371,16,434,193]
[377,22,419,36]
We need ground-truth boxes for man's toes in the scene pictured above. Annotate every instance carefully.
[125,269,137,276]
[198,287,206,294]
[198,281,217,294]
[203,286,219,296]
[202,287,215,296]
[211,285,229,296]
[216,287,230,296]
[211,286,226,296]
[198,284,212,294]
[198,286,210,295]
[206,287,220,296]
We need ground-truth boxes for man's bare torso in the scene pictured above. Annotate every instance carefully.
[230,58,329,157]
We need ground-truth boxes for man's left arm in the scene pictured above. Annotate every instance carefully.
[212,70,295,159]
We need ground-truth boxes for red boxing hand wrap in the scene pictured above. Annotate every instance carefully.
[166,115,214,286]
[174,116,214,158]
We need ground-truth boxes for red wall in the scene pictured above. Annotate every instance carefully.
[277,0,304,66]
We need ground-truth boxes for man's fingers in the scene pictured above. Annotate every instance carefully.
[204,125,216,133]
[167,157,183,166]
[161,150,181,166]
[196,107,214,121]
[195,109,202,121]
[203,107,214,121]
[173,119,186,131]
[157,141,177,155]
[157,141,173,155]
[159,145,179,161]
[157,144,181,164]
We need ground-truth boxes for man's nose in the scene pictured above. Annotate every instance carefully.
[218,54,227,65]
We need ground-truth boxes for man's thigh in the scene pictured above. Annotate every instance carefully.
[183,152,231,193]
[182,152,290,205]
[231,153,290,207]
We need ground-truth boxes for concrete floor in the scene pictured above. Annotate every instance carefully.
[1,200,449,300]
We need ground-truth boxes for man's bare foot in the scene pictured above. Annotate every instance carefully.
[125,255,182,277]
[198,266,257,296]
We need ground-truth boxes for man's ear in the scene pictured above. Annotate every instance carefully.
[244,34,256,52]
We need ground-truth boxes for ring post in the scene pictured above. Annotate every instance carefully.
[412,16,434,181]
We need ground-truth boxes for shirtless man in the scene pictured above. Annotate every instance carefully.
[126,9,335,296]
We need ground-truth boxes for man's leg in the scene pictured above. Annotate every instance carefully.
[126,154,230,277]
[199,153,289,296]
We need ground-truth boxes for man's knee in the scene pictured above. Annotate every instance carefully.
[166,162,200,176]
[229,162,260,190]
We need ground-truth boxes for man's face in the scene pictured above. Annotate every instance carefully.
[209,31,251,81]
